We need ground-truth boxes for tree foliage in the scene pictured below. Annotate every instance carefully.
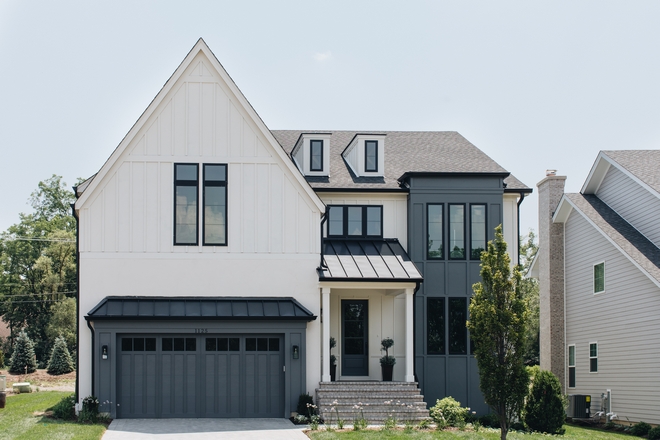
[524,370,566,434]
[47,335,75,375]
[9,329,37,374]
[467,225,529,440]
[46,297,77,353]
[519,230,539,365]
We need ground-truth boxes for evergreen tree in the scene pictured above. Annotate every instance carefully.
[9,330,37,374]
[47,335,74,375]
[524,370,566,434]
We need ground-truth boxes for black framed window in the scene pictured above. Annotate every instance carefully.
[327,205,383,238]
[162,337,196,352]
[593,262,605,294]
[448,298,467,355]
[470,204,486,260]
[203,164,227,246]
[590,343,598,372]
[365,140,378,172]
[310,140,323,172]
[568,345,576,387]
[427,204,443,259]
[174,164,199,245]
[427,297,445,354]
[449,204,465,259]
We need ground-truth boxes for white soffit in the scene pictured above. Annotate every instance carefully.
[581,152,611,194]
[552,195,573,223]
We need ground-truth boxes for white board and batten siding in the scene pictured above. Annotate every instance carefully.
[596,165,660,248]
[77,49,323,401]
[564,211,660,424]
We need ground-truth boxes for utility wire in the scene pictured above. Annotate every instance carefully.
[0,291,77,297]
[1,236,75,243]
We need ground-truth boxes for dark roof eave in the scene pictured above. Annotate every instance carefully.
[318,276,423,283]
[85,315,317,322]
[504,187,533,194]
[398,171,511,183]
[312,187,408,193]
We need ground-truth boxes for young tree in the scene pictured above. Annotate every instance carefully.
[9,330,37,374]
[519,230,540,365]
[467,225,529,440]
[47,335,74,375]
[46,297,77,354]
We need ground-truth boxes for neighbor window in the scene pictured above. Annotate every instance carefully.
[427,297,445,355]
[310,140,323,172]
[590,343,598,372]
[448,298,467,355]
[449,204,465,259]
[203,164,227,245]
[174,164,199,245]
[568,345,576,387]
[470,204,486,260]
[327,205,382,238]
[365,140,378,172]
[427,204,443,259]
[594,262,605,294]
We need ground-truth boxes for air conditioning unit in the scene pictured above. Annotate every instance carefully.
[567,394,591,418]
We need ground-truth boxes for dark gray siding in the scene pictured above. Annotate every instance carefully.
[408,175,505,415]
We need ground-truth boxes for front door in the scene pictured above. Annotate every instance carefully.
[341,300,368,376]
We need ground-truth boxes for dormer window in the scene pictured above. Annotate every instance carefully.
[291,133,331,176]
[327,205,383,238]
[365,140,378,172]
[310,140,323,172]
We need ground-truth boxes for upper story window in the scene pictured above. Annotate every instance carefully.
[174,163,227,246]
[310,140,323,172]
[427,205,443,259]
[593,262,605,294]
[327,205,382,238]
[470,204,486,260]
[427,202,487,261]
[589,342,598,372]
[568,345,576,388]
[449,204,465,259]
[365,140,378,172]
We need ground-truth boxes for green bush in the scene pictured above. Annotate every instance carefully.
[78,395,100,423]
[51,393,76,420]
[9,330,37,374]
[429,396,468,428]
[478,413,500,428]
[523,370,566,434]
[47,336,75,375]
[630,421,652,437]
[296,393,315,417]
[648,426,660,440]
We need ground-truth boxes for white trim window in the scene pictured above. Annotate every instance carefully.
[589,342,598,373]
[568,344,576,388]
[593,261,605,294]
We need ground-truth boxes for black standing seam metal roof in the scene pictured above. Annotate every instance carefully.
[86,297,317,321]
[319,238,423,281]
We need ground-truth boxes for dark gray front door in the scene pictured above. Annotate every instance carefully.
[341,300,368,376]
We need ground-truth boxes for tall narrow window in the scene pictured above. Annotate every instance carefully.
[594,262,605,294]
[328,206,344,236]
[470,204,486,260]
[589,343,598,372]
[449,204,465,259]
[448,298,467,354]
[427,204,443,259]
[174,163,198,245]
[347,207,363,236]
[203,164,227,245]
[310,139,323,172]
[327,205,382,238]
[365,140,378,172]
[568,345,576,387]
[427,298,445,354]
[366,206,382,236]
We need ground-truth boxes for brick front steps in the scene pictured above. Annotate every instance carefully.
[316,381,430,424]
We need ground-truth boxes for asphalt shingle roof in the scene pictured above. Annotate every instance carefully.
[602,150,660,194]
[271,130,530,191]
[566,193,660,285]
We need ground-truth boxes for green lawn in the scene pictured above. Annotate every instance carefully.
[307,425,635,439]
[0,391,106,440]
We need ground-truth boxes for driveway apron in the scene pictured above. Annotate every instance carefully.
[102,418,309,440]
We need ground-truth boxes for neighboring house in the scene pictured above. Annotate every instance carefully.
[75,39,531,419]
[535,151,660,424]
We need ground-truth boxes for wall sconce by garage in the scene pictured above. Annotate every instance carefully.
[102,345,109,360]
[292,345,299,359]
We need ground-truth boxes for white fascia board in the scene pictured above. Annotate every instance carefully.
[552,195,573,223]
[75,38,325,214]
[581,152,611,194]
[526,251,540,279]
[558,196,660,289]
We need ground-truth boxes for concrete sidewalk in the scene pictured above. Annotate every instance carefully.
[102,418,309,439]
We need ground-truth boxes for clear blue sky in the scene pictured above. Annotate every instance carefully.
[2,1,660,238]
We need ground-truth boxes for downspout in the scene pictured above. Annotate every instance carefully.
[86,319,95,397]
[71,196,80,402]
[319,210,328,270]
[516,191,526,267]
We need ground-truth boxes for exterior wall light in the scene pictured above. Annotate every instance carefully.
[102,345,109,360]
[292,345,299,359]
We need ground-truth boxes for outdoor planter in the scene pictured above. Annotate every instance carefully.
[380,337,396,382]
[12,382,31,394]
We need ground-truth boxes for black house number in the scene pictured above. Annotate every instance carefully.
[194,328,208,333]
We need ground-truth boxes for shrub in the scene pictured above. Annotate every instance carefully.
[478,413,500,428]
[51,393,76,420]
[429,396,468,428]
[296,393,315,417]
[523,370,566,434]
[47,336,74,375]
[526,365,540,383]
[9,330,37,374]
[630,421,652,437]
[78,395,100,423]
[0,346,4,369]
[648,426,660,440]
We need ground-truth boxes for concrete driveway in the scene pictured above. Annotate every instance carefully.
[102,418,309,439]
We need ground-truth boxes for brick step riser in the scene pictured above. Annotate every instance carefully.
[318,395,424,400]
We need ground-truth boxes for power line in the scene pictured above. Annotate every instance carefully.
[0,291,76,298]
[1,236,75,243]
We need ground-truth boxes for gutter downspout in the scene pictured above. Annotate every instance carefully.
[71,197,80,402]
[516,191,526,266]
[86,319,95,397]
[318,210,328,270]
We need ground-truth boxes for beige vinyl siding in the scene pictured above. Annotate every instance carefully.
[564,210,660,424]
[596,165,660,247]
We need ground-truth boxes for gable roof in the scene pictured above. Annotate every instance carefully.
[582,150,660,198]
[553,193,660,288]
[74,39,324,212]
[272,130,531,192]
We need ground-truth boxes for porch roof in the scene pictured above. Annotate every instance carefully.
[318,238,423,282]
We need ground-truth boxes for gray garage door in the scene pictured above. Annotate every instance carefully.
[118,334,283,418]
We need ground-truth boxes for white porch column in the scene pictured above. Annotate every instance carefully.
[405,287,415,382]
[322,287,331,382]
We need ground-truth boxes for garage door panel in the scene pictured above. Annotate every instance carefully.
[145,354,157,415]
[185,354,196,415]
[269,353,281,413]
[161,354,173,416]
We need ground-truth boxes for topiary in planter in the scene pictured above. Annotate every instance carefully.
[47,336,74,375]
[523,370,566,434]
[9,330,37,375]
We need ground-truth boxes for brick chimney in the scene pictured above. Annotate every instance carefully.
[537,171,566,391]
